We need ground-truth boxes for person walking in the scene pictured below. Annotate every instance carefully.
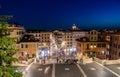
[56,58,59,63]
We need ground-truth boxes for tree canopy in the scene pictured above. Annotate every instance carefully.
[0,22,22,77]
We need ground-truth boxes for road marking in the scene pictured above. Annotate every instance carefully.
[117,67,120,70]
[65,68,70,71]
[38,68,43,71]
[23,62,34,75]
[44,66,50,74]
[95,62,120,77]
[76,64,87,77]
[90,67,96,70]
[52,63,55,77]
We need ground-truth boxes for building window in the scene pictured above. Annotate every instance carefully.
[119,52,120,57]
[79,44,81,47]
[118,45,120,49]
[94,37,96,40]
[94,32,96,34]
[26,44,28,48]
[21,44,23,48]
[114,43,116,48]
[91,37,93,40]
[70,42,72,44]
[102,43,106,47]
[97,44,101,48]
[87,44,89,49]
[91,32,93,34]
[21,52,24,56]
[16,32,19,35]
[22,31,24,34]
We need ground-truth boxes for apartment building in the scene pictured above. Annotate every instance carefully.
[9,23,25,42]
[8,23,114,60]
[110,33,120,59]
[72,30,88,50]
[63,30,73,55]
[26,30,53,58]
[77,37,109,59]
[76,30,110,59]
[52,30,74,56]
[26,30,52,42]
[17,34,39,60]
[89,30,98,41]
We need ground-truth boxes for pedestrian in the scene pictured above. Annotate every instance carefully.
[44,59,46,64]
[92,57,94,61]
[57,58,59,63]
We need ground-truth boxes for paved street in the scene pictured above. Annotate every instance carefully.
[105,64,120,75]
[79,62,118,77]
[23,62,120,77]
[55,64,84,77]
[23,63,52,77]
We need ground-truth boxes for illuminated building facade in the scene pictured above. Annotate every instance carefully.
[110,33,120,59]
[77,30,109,59]
[9,23,25,42]
[18,34,38,60]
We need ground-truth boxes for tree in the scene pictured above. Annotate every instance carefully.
[88,52,95,58]
[0,22,22,77]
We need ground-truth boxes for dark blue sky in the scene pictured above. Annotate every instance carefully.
[1,0,120,30]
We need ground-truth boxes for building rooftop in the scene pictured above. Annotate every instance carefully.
[76,37,108,42]
[9,23,24,27]
[19,34,39,43]
[26,29,52,33]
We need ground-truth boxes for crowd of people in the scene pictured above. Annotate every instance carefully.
[36,56,86,64]
[56,57,79,64]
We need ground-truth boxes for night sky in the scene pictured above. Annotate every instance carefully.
[1,0,120,30]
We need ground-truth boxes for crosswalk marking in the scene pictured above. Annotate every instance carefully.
[44,66,50,74]
[117,67,120,70]
[65,68,70,71]
[38,68,43,71]
[52,63,55,77]
[90,67,96,70]
[76,64,87,77]
[95,62,120,77]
